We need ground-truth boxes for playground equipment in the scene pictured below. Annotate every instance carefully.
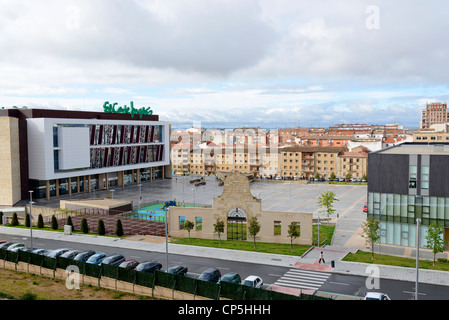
[161,200,177,209]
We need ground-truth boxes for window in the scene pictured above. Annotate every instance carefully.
[409,165,417,188]
[421,165,429,189]
[274,221,281,236]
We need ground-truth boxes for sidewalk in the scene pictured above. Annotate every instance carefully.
[1,226,449,288]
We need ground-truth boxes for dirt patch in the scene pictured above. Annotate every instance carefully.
[0,268,151,300]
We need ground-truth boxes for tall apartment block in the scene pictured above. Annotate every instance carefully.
[420,102,449,129]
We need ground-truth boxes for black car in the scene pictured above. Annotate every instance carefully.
[46,248,70,258]
[60,250,82,260]
[167,265,188,276]
[198,268,221,283]
[73,250,96,262]
[100,254,125,266]
[135,261,162,273]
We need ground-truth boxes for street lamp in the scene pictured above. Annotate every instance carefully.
[165,206,169,271]
[415,218,421,300]
[138,184,142,212]
[29,190,33,250]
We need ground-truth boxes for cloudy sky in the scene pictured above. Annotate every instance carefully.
[1,0,448,128]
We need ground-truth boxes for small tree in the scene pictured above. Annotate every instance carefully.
[330,172,336,181]
[97,219,106,236]
[314,172,320,180]
[51,215,58,230]
[184,220,194,243]
[37,214,44,229]
[11,212,19,226]
[81,217,89,234]
[66,216,74,232]
[214,219,225,246]
[115,219,123,237]
[25,212,31,228]
[361,216,380,260]
[345,172,352,181]
[288,222,301,252]
[248,216,261,249]
[425,221,448,266]
[317,191,339,219]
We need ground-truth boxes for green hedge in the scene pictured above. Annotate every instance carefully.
[0,248,331,300]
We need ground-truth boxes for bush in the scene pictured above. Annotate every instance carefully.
[115,219,123,237]
[37,214,44,229]
[81,218,89,234]
[51,215,58,230]
[97,219,105,236]
[25,212,31,227]
[66,216,74,232]
[437,258,448,263]
[11,213,19,226]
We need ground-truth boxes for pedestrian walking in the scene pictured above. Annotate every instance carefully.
[319,251,325,264]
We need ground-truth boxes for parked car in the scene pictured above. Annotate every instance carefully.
[73,250,96,262]
[60,250,82,260]
[242,275,263,288]
[32,248,51,256]
[219,272,241,284]
[7,243,26,252]
[86,253,108,265]
[364,292,391,300]
[135,261,162,273]
[198,268,221,283]
[0,242,15,250]
[362,201,368,212]
[100,254,125,266]
[167,265,188,276]
[46,248,70,258]
[119,259,140,270]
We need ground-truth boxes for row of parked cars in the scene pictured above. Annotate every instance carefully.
[0,240,264,288]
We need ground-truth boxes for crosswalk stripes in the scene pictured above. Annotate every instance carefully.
[273,268,331,291]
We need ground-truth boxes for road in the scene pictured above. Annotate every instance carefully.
[2,232,448,300]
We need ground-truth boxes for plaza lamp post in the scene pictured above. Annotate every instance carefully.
[138,184,142,212]
[165,207,169,271]
[29,191,33,250]
[415,218,421,300]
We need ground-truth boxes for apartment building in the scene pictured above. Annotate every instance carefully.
[280,146,347,179]
[335,146,369,179]
[420,102,449,129]
[413,124,449,143]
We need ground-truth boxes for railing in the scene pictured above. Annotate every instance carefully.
[0,248,332,301]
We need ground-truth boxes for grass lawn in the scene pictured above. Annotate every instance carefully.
[171,224,335,257]
[343,250,449,272]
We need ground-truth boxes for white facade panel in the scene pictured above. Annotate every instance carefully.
[58,127,90,170]
[27,117,170,181]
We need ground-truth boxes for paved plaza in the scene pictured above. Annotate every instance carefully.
[29,175,369,250]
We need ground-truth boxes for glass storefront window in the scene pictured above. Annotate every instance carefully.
[59,178,68,195]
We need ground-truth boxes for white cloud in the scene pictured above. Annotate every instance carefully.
[0,0,448,127]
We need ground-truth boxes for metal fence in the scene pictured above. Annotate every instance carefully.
[0,248,332,301]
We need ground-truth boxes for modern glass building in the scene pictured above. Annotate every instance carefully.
[0,107,170,205]
[367,143,449,248]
